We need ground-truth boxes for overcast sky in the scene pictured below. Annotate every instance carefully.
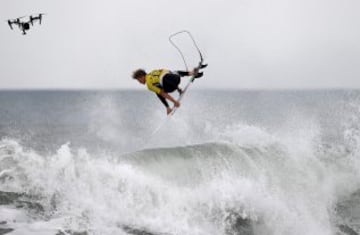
[0,0,359,89]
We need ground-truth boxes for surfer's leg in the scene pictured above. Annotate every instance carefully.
[156,94,169,108]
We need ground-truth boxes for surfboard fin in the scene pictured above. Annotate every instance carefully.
[200,64,208,69]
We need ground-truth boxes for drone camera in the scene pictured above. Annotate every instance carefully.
[23,23,30,30]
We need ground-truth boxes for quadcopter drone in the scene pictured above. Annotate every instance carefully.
[7,13,45,35]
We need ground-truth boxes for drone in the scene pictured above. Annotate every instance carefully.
[7,13,45,35]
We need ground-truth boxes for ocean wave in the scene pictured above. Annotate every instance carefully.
[0,134,360,235]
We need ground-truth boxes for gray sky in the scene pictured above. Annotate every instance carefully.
[0,0,359,89]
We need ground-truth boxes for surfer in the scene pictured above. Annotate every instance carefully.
[132,68,203,115]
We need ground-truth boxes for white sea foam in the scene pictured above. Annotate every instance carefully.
[0,90,360,235]
[0,119,360,235]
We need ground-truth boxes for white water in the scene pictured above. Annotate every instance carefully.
[1,90,360,235]
[1,121,360,235]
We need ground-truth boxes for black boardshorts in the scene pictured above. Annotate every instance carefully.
[162,73,180,93]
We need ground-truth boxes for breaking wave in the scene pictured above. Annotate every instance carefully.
[1,121,360,235]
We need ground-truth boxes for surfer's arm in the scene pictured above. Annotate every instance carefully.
[157,90,179,115]
[156,93,169,108]
[159,90,180,107]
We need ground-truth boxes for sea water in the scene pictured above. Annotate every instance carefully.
[0,90,360,235]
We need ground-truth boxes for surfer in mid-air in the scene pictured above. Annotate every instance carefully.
[132,68,204,115]
[132,30,207,115]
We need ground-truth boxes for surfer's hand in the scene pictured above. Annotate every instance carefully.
[166,107,172,115]
[174,101,180,107]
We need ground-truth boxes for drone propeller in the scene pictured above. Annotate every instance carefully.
[6,15,25,22]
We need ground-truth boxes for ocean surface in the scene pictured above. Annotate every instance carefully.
[1,90,360,235]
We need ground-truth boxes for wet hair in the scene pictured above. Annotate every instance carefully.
[132,69,146,79]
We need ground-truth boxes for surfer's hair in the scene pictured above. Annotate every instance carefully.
[132,69,146,79]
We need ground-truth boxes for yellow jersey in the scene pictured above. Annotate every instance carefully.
[145,69,169,94]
